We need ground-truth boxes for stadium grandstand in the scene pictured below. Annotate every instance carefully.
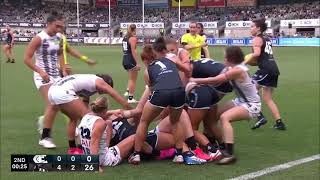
[1,0,319,44]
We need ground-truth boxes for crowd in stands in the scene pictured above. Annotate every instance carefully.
[1,1,319,24]
[1,0,319,38]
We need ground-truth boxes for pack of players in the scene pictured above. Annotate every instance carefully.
[24,12,285,169]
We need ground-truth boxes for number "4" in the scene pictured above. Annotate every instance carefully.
[122,42,128,51]
[264,41,273,55]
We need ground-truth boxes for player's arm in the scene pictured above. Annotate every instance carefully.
[178,50,192,76]
[190,67,242,85]
[244,37,263,64]
[104,120,113,147]
[66,45,96,66]
[180,35,194,50]
[10,31,14,46]
[96,79,130,110]
[129,36,139,65]
[122,86,150,119]
[24,36,51,81]
[202,35,210,58]
[90,119,107,154]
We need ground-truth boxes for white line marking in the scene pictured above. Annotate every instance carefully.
[229,154,320,180]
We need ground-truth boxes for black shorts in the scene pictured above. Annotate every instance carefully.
[149,88,185,109]
[187,85,220,109]
[146,132,158,150]
[214,82,233,94]
[253,69,279,88]
[3,43,11,48]
[122,55,137,70]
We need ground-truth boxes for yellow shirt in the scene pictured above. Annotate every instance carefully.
[181,33,204,61]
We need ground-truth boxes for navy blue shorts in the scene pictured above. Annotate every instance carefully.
[149,88,185,109]
[122,55,137,70]
[214,82,233,94]
[187,85,220,109]
[146,132,158,150]
[253,69,279,88]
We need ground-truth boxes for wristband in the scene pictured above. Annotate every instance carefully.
[80,55,89,62]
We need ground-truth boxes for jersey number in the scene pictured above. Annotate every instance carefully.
[155,61,167,71]
[122,42,128,51]
[264,41,273,55]
[112,121,123,138]
[80,127,91,139]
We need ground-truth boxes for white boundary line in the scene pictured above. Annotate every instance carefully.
[229,154,320,180]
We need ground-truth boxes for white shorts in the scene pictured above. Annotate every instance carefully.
[232,98,261,118]
[100,146,121,167]
[48,86,78,105]
[33,72,61,90]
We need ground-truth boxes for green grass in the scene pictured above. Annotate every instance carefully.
[257,160,320,180]
[1,45,319,180]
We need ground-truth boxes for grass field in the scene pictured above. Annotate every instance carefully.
[1,45,319,180]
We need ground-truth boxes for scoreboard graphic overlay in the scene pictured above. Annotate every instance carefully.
[11,154,99,172]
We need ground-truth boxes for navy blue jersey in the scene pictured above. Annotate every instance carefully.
[255,35,280,75]
[192,58,233,93]
[148,58,183,91]
[192,59,225,78]
[122,35,133,56]
[5,31,12,44]
[110,118,136,146]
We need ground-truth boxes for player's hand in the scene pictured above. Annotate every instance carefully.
[86,59,97,66]
[39,71,50,83]
[107,109,123,118]
[99,166,104,173]
[63,64,72,76]
[185,82,197,94]
[133,64,141,71]
[201,42,208,47]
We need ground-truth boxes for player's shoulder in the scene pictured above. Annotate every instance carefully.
[36,30,48,39]
[182,33,191,39]
[196,34,204,40]
[81,113,101,124]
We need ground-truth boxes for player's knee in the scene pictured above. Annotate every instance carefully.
[191,121,200,130]
[262,95,273,104]
[220,114,230,124]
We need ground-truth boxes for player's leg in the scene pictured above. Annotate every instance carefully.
[202,106,224,160]
[127,69,139,103]
[8,46,15,63]
[251,70,269,129]
[218,105,250,164]
[3,44,11,63]
[262,86,285,130]
[59,98,90,154]
[130,101,163,164]
[203,105,223,145]
[38,84,59,149]
[100,135,135,167]
[168,106,184,158]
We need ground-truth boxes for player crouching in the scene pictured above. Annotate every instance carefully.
[79,97,134,167]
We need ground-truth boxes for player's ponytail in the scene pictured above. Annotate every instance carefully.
[152,36,166,53]
[253,18,267,33]
[90,96,109,113]
[127,24,136,37]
